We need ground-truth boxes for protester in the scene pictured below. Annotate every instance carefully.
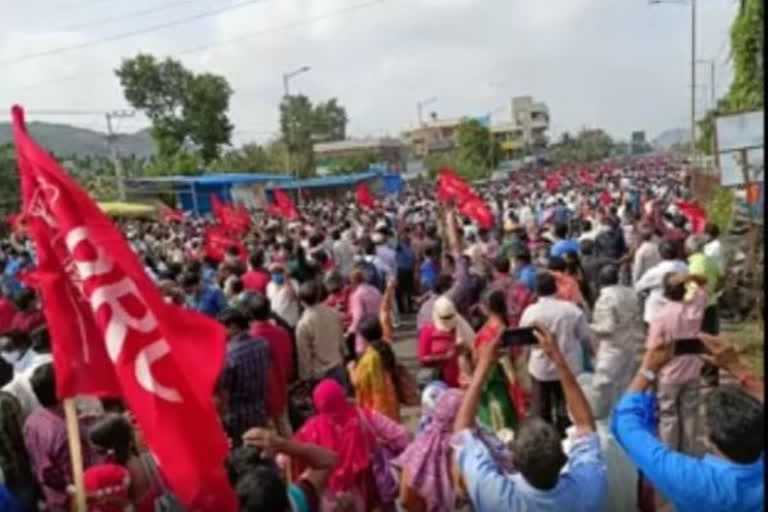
[23,363,91,511]
[703,222,726,274]
[417,296,474,388]
[246,293,294,436]
[348,315,401,421]
[646,272,709,455]
[0,391,38,509]
[631,223,661,285]
[633,239,689,324]
[243,250,270,293]
[453,325,607,511]
[612,333,764,512]
[180,271,228,318]
[416,273,454,331]
[217,308,271,445]
[292,379,409,511]
[295,281,348,391]
[519,271,591,435]
[266,262,301,328]
[346,266,383,356]
[395,230,416,314]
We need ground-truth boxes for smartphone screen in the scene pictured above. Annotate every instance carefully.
[674,338,706,356]
[501,327,538,347]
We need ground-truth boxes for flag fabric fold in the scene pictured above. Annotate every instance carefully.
[210,194,251,233]
[355,182,376,210]
[435,168,494,228]
[676,200,708,234]
[268,188,298,220]
[10,105,237,511]
[204,225,247,262]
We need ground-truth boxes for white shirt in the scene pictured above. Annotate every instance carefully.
[704,239,726,274]
[332,239,355,278]
[3,352,53,418]
[633,259,689,323]
[520,296,591,381]
[266,279,300,327]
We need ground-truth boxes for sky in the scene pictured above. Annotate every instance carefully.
[0,0,739,146]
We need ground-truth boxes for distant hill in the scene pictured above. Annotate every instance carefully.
[0,121,154,158]
[652,128,690,150]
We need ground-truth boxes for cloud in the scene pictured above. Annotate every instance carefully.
[0,0,739,146]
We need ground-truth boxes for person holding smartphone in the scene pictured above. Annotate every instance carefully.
[646,271,708,455]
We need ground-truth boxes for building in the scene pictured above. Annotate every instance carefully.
[510,96,549,148]
[313,137,405,173]
[401,117,465,158]
[491,122,525,161]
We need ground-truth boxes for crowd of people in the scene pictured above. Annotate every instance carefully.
[0,156,763,511]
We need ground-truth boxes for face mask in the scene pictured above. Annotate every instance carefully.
[272,273,285,285]
[1,350,21,366]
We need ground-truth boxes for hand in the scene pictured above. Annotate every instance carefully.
[699,333,740,371]
[641,343,674,373]
[532,323,560,362]
[386,276,397,289]
[243,428,283,457]
[346,360,357,376]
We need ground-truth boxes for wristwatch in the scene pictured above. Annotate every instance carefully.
[639,368,656,382]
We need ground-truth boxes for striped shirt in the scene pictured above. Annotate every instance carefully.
[220,333,270,443]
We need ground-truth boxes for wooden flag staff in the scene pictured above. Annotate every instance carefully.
[64,398,87,512]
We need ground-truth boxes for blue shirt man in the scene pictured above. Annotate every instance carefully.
[515,264,537,292]
[419,258,438,291]
[612,391,764,512]
[185,282,228,317]
[455,425,606,511]
[396,242,415,271]
[550,238,580,259]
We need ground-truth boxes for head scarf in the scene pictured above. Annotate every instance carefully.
[293,379,376,492]
[418,381,448,432]
[392,389,465,512]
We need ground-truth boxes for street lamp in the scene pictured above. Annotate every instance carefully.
[649,0,696,163]
[416,96,437,126]
[282,66,311,96]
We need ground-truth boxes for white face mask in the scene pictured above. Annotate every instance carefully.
[1,350,21,366]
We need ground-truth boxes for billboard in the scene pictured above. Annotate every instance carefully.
[715,110,764,186]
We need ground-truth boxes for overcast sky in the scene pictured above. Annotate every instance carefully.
[1,0,738,145]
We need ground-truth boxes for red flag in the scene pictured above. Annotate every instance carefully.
[545,175,561,194]
[160,207,185,223]
[204,225,247,262]
[458,197,494,229]
[600,190,612,206]
[436,168,475,203]
[210,195,250,233]
[10,106,237,510]
[676,200,708,234]
[270,188,298,220]
[355,182,376,210]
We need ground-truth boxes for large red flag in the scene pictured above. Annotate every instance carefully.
[458,198,494,229]
[355,182,376,210]
[210,195,251,233]
[10,106,237,510]
[270,188,298,220]
[204,225,247,262]
[436,168,475,203]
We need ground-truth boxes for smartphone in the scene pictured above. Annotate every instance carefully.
[674,338,706,356]
[501,327,538,348]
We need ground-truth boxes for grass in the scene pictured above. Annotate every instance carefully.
[723,320,764,378]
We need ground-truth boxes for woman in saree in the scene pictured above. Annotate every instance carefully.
[393,389,515,512]
[292,379,409,512]
[471,289,517,434]
[348,315,401,421]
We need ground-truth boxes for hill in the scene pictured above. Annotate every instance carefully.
[652,128,690,150]
[0,121,154,158]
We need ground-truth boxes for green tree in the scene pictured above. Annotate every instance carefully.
[0,144,19,216]
[548,129,614,163]
[144,151,202,177]
[456,119,498,168]
[279,94,348,177]
[697,0,763,154]
[424,150,490,182]
[115,54,233,163]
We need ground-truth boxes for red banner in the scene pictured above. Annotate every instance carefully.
[268,188,298,220]
[11,105,237,510]
[355,182,376,210]
[210,195,251,233]
[676,200,708,234]
[204,226,247,262]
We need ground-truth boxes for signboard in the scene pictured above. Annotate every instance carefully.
[715,110,764,186]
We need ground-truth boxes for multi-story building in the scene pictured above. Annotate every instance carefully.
[510,96,550,148]
[313,137,405,173]
[401,117,465,158]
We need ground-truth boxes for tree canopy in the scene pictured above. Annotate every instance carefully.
[548,129,615,163]
[115,54,233,163]
[279,95,347,177]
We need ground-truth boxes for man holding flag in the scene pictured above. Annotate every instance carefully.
[10,105,238,511]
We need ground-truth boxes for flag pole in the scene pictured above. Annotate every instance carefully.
[63,398,87,512]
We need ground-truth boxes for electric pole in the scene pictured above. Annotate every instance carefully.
[104,110,135,201]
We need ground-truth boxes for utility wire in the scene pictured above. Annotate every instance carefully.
[1,0,271,65]
[15,0,384,90]
[55,0,211,32]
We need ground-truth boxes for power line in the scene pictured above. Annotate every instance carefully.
[55,0,211,32]
[1,0,272,65]
[15,0,384,91]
